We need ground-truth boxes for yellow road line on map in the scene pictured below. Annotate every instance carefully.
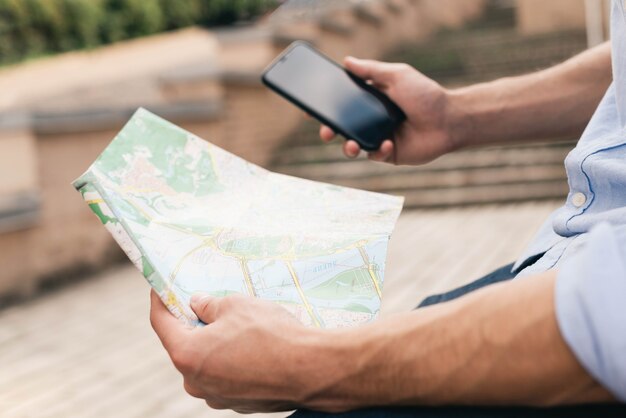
[239,259,257,297]
[170,241,210,282]
[285,261,321,328]
[122,194,155,222]
[86,199,105,205]
[114,187,384,305]
[117,189,379,261]
[357,246,382,299]
[164,289,186,318]
[120,191,208,240]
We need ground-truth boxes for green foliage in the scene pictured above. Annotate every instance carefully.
[0,0,277,65]
[23,0,65,51]
[102,0,164,40]
[61,0,103,49]
[159,0,201,30]
[199,0,275,26]
[0,0,30,61]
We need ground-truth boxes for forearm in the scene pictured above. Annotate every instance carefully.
[302,270,614,411]
[447,42,612,149]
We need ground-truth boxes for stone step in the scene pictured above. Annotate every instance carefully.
[390,29,587,84]
[274,160,568,208]
[429,27,584,50]
[274,139,573,166]
[274,142,574,181]
[271,137,573,207]
[326,164,567,193]
[398,180,568,208]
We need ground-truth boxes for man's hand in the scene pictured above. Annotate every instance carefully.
[151,271,614,413]
[321,56,462,165]
[150,291,304,412]
[149,291,357,413]
[322,43,612,164]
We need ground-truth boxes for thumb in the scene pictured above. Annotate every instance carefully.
[190,293,219,324]
[344,56,394,87]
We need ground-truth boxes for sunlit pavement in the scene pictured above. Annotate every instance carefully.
[0,202,560,418]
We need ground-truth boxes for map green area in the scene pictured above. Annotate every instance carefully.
[74,109,403,328]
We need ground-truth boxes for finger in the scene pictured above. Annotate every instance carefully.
[320,125,336,142]
[150,290,189,352]
[368,140,395,163]
[303,112,311,119]
[344,56,395,87]
[190,293,220,324]
[343,140,361,158]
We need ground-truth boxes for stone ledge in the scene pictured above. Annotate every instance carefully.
[0,192,40,234]
[318,17,355,36]
[0,112,32,131]
[32,101,223,136]
[353,4,384,26]
[385,0,403,15]
[162,65,264,87]
[160,64,222,85]
[213,25,272,44]
[220,70,264,86]
[272,33,317,49]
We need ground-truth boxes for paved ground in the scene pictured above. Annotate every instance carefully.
[0,201,560,418]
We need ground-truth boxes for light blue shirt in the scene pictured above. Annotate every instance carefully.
[512,0,626,401]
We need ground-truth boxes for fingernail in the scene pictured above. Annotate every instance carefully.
[190,293,210,305]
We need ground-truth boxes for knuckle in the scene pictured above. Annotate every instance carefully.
[196,300,213,319]
[206,399,228,410]
[398,62,412,72]
[234,408,256,414]
[170,346,195,375]
[388,63,411,79]
[183,381,204,399]
[219,296,235,310]
[223,294,246,307]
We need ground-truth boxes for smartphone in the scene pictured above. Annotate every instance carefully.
[262,42,406,151]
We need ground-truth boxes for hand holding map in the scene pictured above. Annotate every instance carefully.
[74,109,403,328]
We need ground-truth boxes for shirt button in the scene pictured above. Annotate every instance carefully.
[572,192,587,208]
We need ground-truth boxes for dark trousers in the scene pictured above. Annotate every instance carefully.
[290,262,626,418]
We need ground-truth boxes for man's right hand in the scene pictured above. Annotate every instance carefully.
[320,56,465,165]
[322,43,612,164]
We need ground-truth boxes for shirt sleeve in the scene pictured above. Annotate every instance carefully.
[555,223,626,402]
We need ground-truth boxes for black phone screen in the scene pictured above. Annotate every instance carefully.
[262,43,403,151]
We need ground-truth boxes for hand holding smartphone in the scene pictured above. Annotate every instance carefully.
[262,42,406,151]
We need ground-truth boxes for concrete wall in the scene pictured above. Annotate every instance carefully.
[0,128,121,298]
[0,129,38,197]
[516,0,587,35]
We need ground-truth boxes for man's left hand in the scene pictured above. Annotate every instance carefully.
[149,291,336,413]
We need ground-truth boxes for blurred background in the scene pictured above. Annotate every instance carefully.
[0,1,612,417]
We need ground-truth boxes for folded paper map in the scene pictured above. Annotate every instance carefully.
[73,109,403,328]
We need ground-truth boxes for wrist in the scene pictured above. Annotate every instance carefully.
[444,86,481,151]
[292,327,373,412]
